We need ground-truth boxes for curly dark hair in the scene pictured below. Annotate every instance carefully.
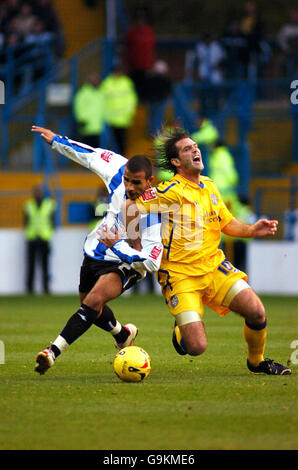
[155,126,189,174]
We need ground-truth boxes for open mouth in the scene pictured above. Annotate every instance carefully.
[193,156,201,162]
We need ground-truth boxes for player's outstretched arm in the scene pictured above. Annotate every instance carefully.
[222,218,278,238]
[32,125,127,186]
[32,124,97,171]
[31,126,56,144]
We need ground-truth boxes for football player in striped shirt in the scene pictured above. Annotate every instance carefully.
[125,126,291,375]
[31,126,163,375]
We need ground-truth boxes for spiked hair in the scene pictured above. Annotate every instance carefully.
[155,126,189,174]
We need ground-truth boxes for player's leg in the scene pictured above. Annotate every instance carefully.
[169,292,207,356]
[225,284,267,366]
[35,272,123,374]
[80,262,139,349]
[40,240,50,294]
[93,303,138,350]
[223,280,291,375]
[26,240,36,293]
[58,271,123,345]
[177,319,208,356]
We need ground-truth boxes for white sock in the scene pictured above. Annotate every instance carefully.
[52,335,69,353]
[109,320,122,336]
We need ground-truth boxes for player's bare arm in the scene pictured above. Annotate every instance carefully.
[222,218,278,238]
[31,125,56,144]
[122,200,141,248]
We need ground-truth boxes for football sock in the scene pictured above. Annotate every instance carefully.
[93,304,129,344]
[59,303,98,346]
[173,325,188,355]
[51,336,69,358]
[244,319,267,366]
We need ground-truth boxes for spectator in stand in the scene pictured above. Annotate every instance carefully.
[0,2,13,41]
[239,1,265,79]
[124,6,156,101]
[221,19,250,80]
[31,0,65,57]
[190,33,226,116]
[191,115,219,149]
[3,17,23,47]
[31,0,61,34]
[23,17,55,82]
[144,60,173,137]
[4,0,21,27]
[278,8,298,78]
[194,33,226,85]
[73,72,104,148]
[191,115,219,174]
[100,63,138,155]
[2,0,24,48]
[13,3,37,37]
[208,139,240,215]
[24,17,53,45]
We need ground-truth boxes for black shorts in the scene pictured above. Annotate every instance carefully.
[79,255,143,294]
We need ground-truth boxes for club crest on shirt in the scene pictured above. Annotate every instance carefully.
[140,187,158,202]
[211,194,218,205]
[170,295,179,307]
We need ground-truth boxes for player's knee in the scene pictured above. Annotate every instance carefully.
[246,301,266,325]
[83,292,104,314]
[186,337,208,356]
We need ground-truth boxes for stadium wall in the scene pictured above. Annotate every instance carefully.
[0,229,298,295]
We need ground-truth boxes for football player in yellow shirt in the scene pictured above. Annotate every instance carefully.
[125,126,291,375]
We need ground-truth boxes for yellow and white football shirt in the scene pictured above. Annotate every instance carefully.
[136,173,248,318]
[136,173,234,276]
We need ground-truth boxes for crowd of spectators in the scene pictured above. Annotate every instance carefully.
[0,0,64,93]
[0,0,64,56]
[185,1,298,83]
[1,0,296,108]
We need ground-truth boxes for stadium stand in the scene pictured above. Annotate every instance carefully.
[0,0,297,241]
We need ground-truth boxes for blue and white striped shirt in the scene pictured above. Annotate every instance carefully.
[51,136,163,275]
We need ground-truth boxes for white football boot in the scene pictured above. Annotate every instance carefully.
[115,323,138,350]
[35,347,55,375]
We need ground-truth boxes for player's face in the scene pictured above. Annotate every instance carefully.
[172,137,204,175]
[124,167,153,200]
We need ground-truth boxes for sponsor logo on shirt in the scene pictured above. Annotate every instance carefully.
[100,151,113,162]
[203,209,220,224]
[141,188,158,202]
[149,245,162,260]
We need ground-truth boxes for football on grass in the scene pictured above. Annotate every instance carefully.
[113,346,151,382]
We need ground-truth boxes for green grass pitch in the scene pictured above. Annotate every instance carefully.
[0,293,297,450]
